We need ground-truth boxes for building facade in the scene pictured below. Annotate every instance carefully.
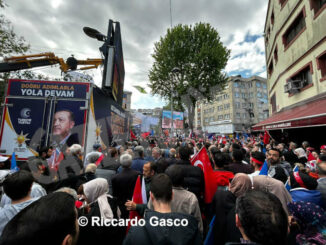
[264,0,326,114]
[252,0,326,147]
[195,75,268,135]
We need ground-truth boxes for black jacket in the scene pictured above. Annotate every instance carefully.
[77,196,124,245]
[173,160,204,205]
[227,162,253,175]
[111,168,139,218]
[123,210,202,245]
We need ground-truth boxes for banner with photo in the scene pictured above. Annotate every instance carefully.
[162,111,184,129]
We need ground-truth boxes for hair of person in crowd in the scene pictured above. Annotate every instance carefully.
[165,164,184,187]
[3,170,34,201]
[169,148,176,158]
[178,146,191,161]
[69,144,83,155]
[120,153,132,168]
[0,192,78,245]
[289,171,318,190]
[235,190,288,245]
[232,149,244,162]
[93,143,102,151]
[269,148,282,157]
[212,152,229,169]
[110,147,118,158]
[85,163,97,174]
[88,152,100,164]
[54,187,78,200]
[150,173,173,204]
[134,146,144,158]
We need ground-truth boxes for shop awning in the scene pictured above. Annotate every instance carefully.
[252,96,326,131]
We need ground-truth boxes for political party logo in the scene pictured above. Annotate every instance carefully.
[15,131,30,148]
[18,108,32,125]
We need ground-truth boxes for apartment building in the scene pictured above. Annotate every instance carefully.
[253,0,326,146]
[195,75,268,135]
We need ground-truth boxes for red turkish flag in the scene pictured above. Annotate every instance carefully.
[191,147,233,203]
[127,176,143,233]
[130,130,137,140]
[263,130,270,145]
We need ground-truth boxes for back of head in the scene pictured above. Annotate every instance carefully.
[0,192,78,245]
[134,145,144,157]
[110,147,118,158]
[251,151,265,164]
[232,143,241,151]
[212,152,228,168]
[236,190,288,245]
[88,152,100,164]
[120,153,132,168]
[229,173,252,197]
[69,144,82,155]
[178,146,191,161]
[317,155,326,176]
[3,170,34,201]
[85,163,97,174]
[232,149,244,162]
[289,171,318,190]
[165,165,184,187]
[150,173,172,203]
[93,143,101,151]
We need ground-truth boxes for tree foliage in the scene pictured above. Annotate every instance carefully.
[148,23,230,131]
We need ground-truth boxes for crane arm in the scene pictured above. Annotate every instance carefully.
[0,53,103,73]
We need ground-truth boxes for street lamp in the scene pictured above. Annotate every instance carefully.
[170,67,180,138]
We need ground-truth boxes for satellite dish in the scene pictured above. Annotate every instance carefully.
[83,27,106,41]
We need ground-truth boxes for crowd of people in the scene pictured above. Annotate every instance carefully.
[0,135,325,245]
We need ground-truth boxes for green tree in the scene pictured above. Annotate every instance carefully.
[149,23,230,131]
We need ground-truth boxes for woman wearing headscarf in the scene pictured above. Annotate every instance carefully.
[251,175,292,215]
[77,178,124,245]
[212,173,252,245]
[294,148,308,165]
[288,201,326,245]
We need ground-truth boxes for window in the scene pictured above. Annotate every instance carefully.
[217,96,222,102]
[257,92,262,97]
[224,114,230,120]
[283,9,306,48]
[274,46,278,63]
[317,51,326,80]
[224,103,230,109]
[210,117,215,122]
[256,82,261,88]
[218,105,223,111]
[288,64,313,93]
[205,118,209,123]
[236,113,241,118]
[241,93,246,99]
[259,113,264,119]
[268,60,274,76]
[310,0,326,17]
[248,82,253,88]
[271,93,276,114]
[235,102,240,109]
[234,82,239,88]
[262,84,267,89]
[235,92,240,98]
[263,93,268,99]
[218,115,223,120]
[223,94,229,100]
[242,103,247,109]
[249,103,254,109]
[243,113,247,119]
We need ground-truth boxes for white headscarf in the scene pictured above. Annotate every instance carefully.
[295,148,307,159]
[83,178,113,220]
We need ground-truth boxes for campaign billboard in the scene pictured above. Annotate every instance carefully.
[0,79,89,160]
[162,111,184,129]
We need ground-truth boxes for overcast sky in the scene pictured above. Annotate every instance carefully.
[4,0,268,109]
